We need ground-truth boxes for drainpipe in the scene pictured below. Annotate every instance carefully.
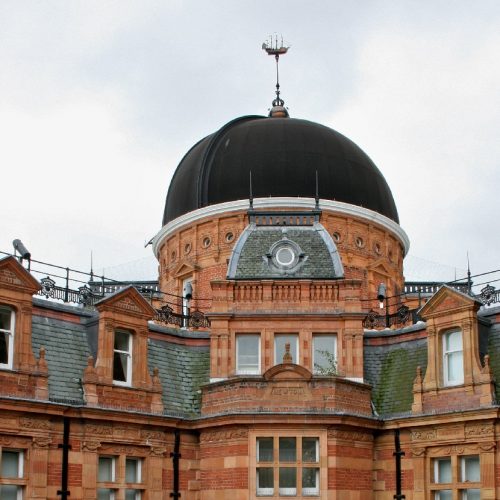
[393,428,405,500]
[57,416,72,500]
[170,429,181,499]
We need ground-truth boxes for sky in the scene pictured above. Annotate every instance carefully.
[1,0,499,289]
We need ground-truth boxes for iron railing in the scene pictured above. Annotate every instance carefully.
[1,251,210,329]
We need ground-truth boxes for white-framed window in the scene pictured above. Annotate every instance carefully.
[274,334,298,365]
[113,330,132,386]
[256,436,319,497]
[98,455,143,500]
[98,456,116,500]
[0,449,24,500]
[312,334,337,375]
[434,457,451,484]
[125,457,142,500]
[181,277,193,328]
[432,455,480,500]
[0,306,15,369]
[443,329,463,386]
[236,334,260,375]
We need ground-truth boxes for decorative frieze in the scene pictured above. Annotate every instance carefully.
[327,429,373,442]
[200,429,248,443]
[20,417,51,430]
[411,429,437,441]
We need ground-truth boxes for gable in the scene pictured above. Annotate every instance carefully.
[96,286,156,318]
[0,256,41,294]
[419,285,480,320]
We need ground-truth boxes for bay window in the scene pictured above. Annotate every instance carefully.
[236,334,260,375]
[312,334,337,375]
[274,334,298,365]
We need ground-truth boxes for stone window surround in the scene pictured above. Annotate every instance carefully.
[249,429,327,499]
[431,454,480,499]
[97,455,144,500]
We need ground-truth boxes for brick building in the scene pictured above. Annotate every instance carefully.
[1,98,499,500]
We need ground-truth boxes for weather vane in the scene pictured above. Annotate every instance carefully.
[262,34,290,107]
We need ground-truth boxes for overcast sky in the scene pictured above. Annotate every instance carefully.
[1,1,499,287]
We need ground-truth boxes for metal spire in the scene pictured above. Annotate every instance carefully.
[262,34,290,109]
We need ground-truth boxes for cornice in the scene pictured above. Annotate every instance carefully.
[152,197,411,258]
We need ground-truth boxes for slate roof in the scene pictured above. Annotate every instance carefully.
[228,224,343,279]
[29,300,210,416]
[486,319,500,402]
[32,310,91,404]
[364,325,428,417]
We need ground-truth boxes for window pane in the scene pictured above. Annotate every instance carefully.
[2,451,20,477]
[435,492,452,500]
[279,467,297,495]
[302,468,319,496]
[113,352,128,382]
[0,331,9,364]
[462,489,480,500]
[446,330,462,351]
[0,309,11,330]
[313,335,336,374]
[0,485,21,500]
[126,458,140,483]
[114,331,130,352]
[462,456,480,482]
[237,335,259,374]
[98,457,114,482]
[447,351,464,383]
[435,458,451,483]
[125,490,141,500]
[275,335,297,364]
[279,437,296,462]
[97,489,115,500]
[302,438,319,462]
[257,438,273,462]
[257,467,274,495]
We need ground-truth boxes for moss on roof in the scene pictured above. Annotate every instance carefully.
[364,337,428,417]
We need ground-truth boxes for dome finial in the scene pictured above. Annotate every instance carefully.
[262,34,290,117]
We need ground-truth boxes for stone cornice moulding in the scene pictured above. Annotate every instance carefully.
[152,197,411,257]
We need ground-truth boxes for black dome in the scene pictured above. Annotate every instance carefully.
[163,115,399,225]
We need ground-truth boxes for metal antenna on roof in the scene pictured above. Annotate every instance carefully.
[249,171,254,209]
[262,34,290,108]
[90,250,94,281]
[315,170,319,209]
[467,252,472,295]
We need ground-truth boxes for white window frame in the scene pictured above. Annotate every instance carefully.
[255,436,321,497]
[434,457,452,484]
[460,455,480,482]
[113,330,132,386]
[0,449,24,500]
[0,306,15,370]
[312,334,337,374]
[125,457,142,483]
[181,277,193,328]
[274,334,299,365]
[98,456,116,482]
[236,334,260,375]
[442,329,464,386]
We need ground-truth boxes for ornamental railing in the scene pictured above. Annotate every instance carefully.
[1,251,210,330]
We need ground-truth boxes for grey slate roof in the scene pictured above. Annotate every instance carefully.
[29,300,210,416]
[228,224,343,279]
[364,329,428,417]
[32,313,91,404]
[148,339,209,417]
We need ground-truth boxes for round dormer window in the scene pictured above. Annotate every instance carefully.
[276,246,295,267]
